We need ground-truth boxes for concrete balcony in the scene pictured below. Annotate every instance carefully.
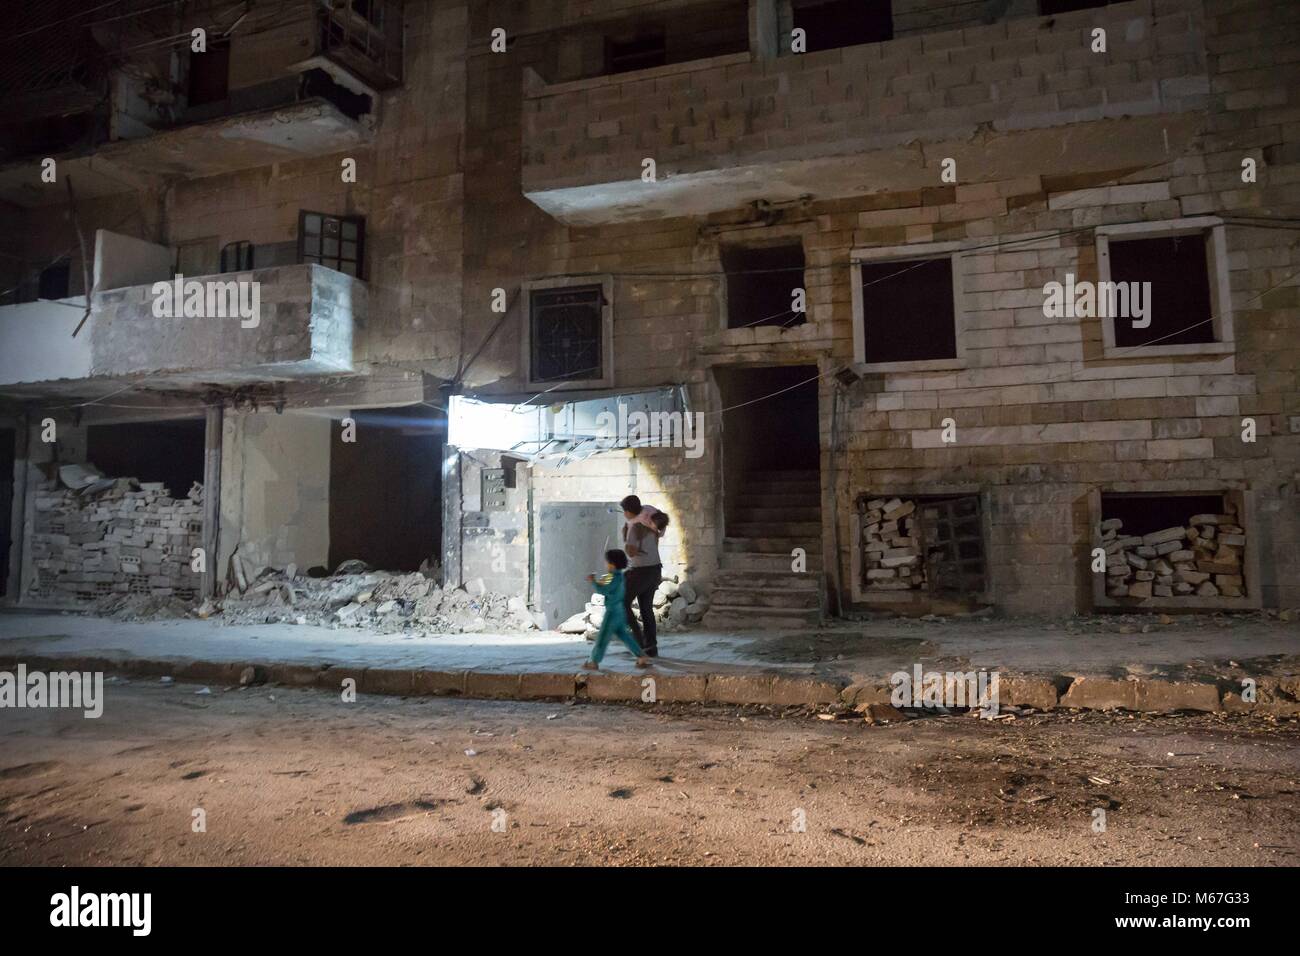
[0,263,363,395]
[521,0,1209,224]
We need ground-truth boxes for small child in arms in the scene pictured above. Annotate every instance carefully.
[582,549,651,671]
[629,505,667,535]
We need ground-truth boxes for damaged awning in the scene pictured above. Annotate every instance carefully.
[447,385,690,462]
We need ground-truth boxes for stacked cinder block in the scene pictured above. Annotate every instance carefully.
[1102,510,1247,600]
[28,479,204,605]
[861,497,924,590]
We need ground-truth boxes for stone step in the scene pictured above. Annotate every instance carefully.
[730,506,822,523]
[714,568,822,590]
[724,536,822,554]
[712,586,821,609]
[719,551,824,573]
[733,496,821,512]
[743,480,821,496]
[727,521,822,539]
[703,604,824,629]
[747,470,820,481]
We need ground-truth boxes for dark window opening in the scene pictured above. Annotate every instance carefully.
[792,0,894,53]
[38,258,72,300]
[329,405,444,573]
[1101,493,1226,540]
[351,0,384,28]
[187,39,231,107]
[606,28,667,74]
[723,243,807,330]
[1108,233,1215,348]
[220,241,254,273]
[1039,0,1114,14]
[857,492,986,596]
[86,419,206,497]
[858,256,956,364]
[530,285,604,383]
[299,211,365,278]
[300,68,373,120]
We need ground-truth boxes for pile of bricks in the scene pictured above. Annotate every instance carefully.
[1102,509,1247,600]
[28,479,204,605]
[861,496,925,591]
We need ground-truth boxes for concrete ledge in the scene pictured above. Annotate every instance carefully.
[704,673,774,705]
[464,672,522,699]
[362,668,415,696]
[583,672,644,702]
[1134,680,1220,713]
[647,674,708,702]
[415,670,467,696]
[0,653,1293,719]
[518,672,576,699]
[1060,677,1139,711]
[1000,676,1060,711]
[769,676,844,706]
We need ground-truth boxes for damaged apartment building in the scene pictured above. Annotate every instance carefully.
[1,0,1298,632]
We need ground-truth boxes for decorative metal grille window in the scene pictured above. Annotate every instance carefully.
[298,211,365,277]
[529,285,604,384]
[220,241,254,273]
[917,495,986,594]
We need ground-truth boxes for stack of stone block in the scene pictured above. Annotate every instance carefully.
[861,497,924,590]
[1102,509,1246,600]
[28,479,204,605]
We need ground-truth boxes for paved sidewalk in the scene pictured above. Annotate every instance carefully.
[1,609,1298,714]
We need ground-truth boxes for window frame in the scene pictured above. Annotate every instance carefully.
[297,210,366,279]
[1095,216,1233,359]
[850,240,967,373]
[520,275,615,391]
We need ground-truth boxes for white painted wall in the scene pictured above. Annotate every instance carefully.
[93,228,172,291]
[0,300,93,385]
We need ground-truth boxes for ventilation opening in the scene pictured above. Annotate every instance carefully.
[329,405,444,573]
[722,242,806,330]
[1099,492,1248,602]
[792,0,894,53]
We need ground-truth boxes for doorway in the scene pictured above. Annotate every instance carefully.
[715,364,821,533]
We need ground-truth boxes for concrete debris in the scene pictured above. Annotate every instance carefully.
[575,573,710,638]
[1102,507,1247,601]
[28,471,204,609]
[212,566,541,634]
[861,496,924,590]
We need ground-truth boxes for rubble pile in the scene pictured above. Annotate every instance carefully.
[1102,507,1247,600]
[28,466,204,607]
[214,564,540,634]
[860,497,925,591]
[557,574,709,638]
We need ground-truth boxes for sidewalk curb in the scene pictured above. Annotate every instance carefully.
[2,653,1298,717]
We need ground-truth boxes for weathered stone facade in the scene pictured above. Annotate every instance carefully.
[2,0,1298,620]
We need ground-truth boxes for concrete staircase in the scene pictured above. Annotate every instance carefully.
[705,469,825,629]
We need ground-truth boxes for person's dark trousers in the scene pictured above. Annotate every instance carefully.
[622,564,662,654]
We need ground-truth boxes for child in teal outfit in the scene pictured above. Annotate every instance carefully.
[582,550,651,671]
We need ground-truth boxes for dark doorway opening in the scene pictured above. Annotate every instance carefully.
[0,427,14,597]
[329,404,444,573]
[86,419,205,497]
[716,364,820,530]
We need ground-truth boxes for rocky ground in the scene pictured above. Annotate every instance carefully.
[1,680,1296,866]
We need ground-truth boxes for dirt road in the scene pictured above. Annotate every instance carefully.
[1,679,1296,865]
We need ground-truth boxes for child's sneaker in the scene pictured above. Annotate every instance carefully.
[635,656,651,668]
[581,661,599,671]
